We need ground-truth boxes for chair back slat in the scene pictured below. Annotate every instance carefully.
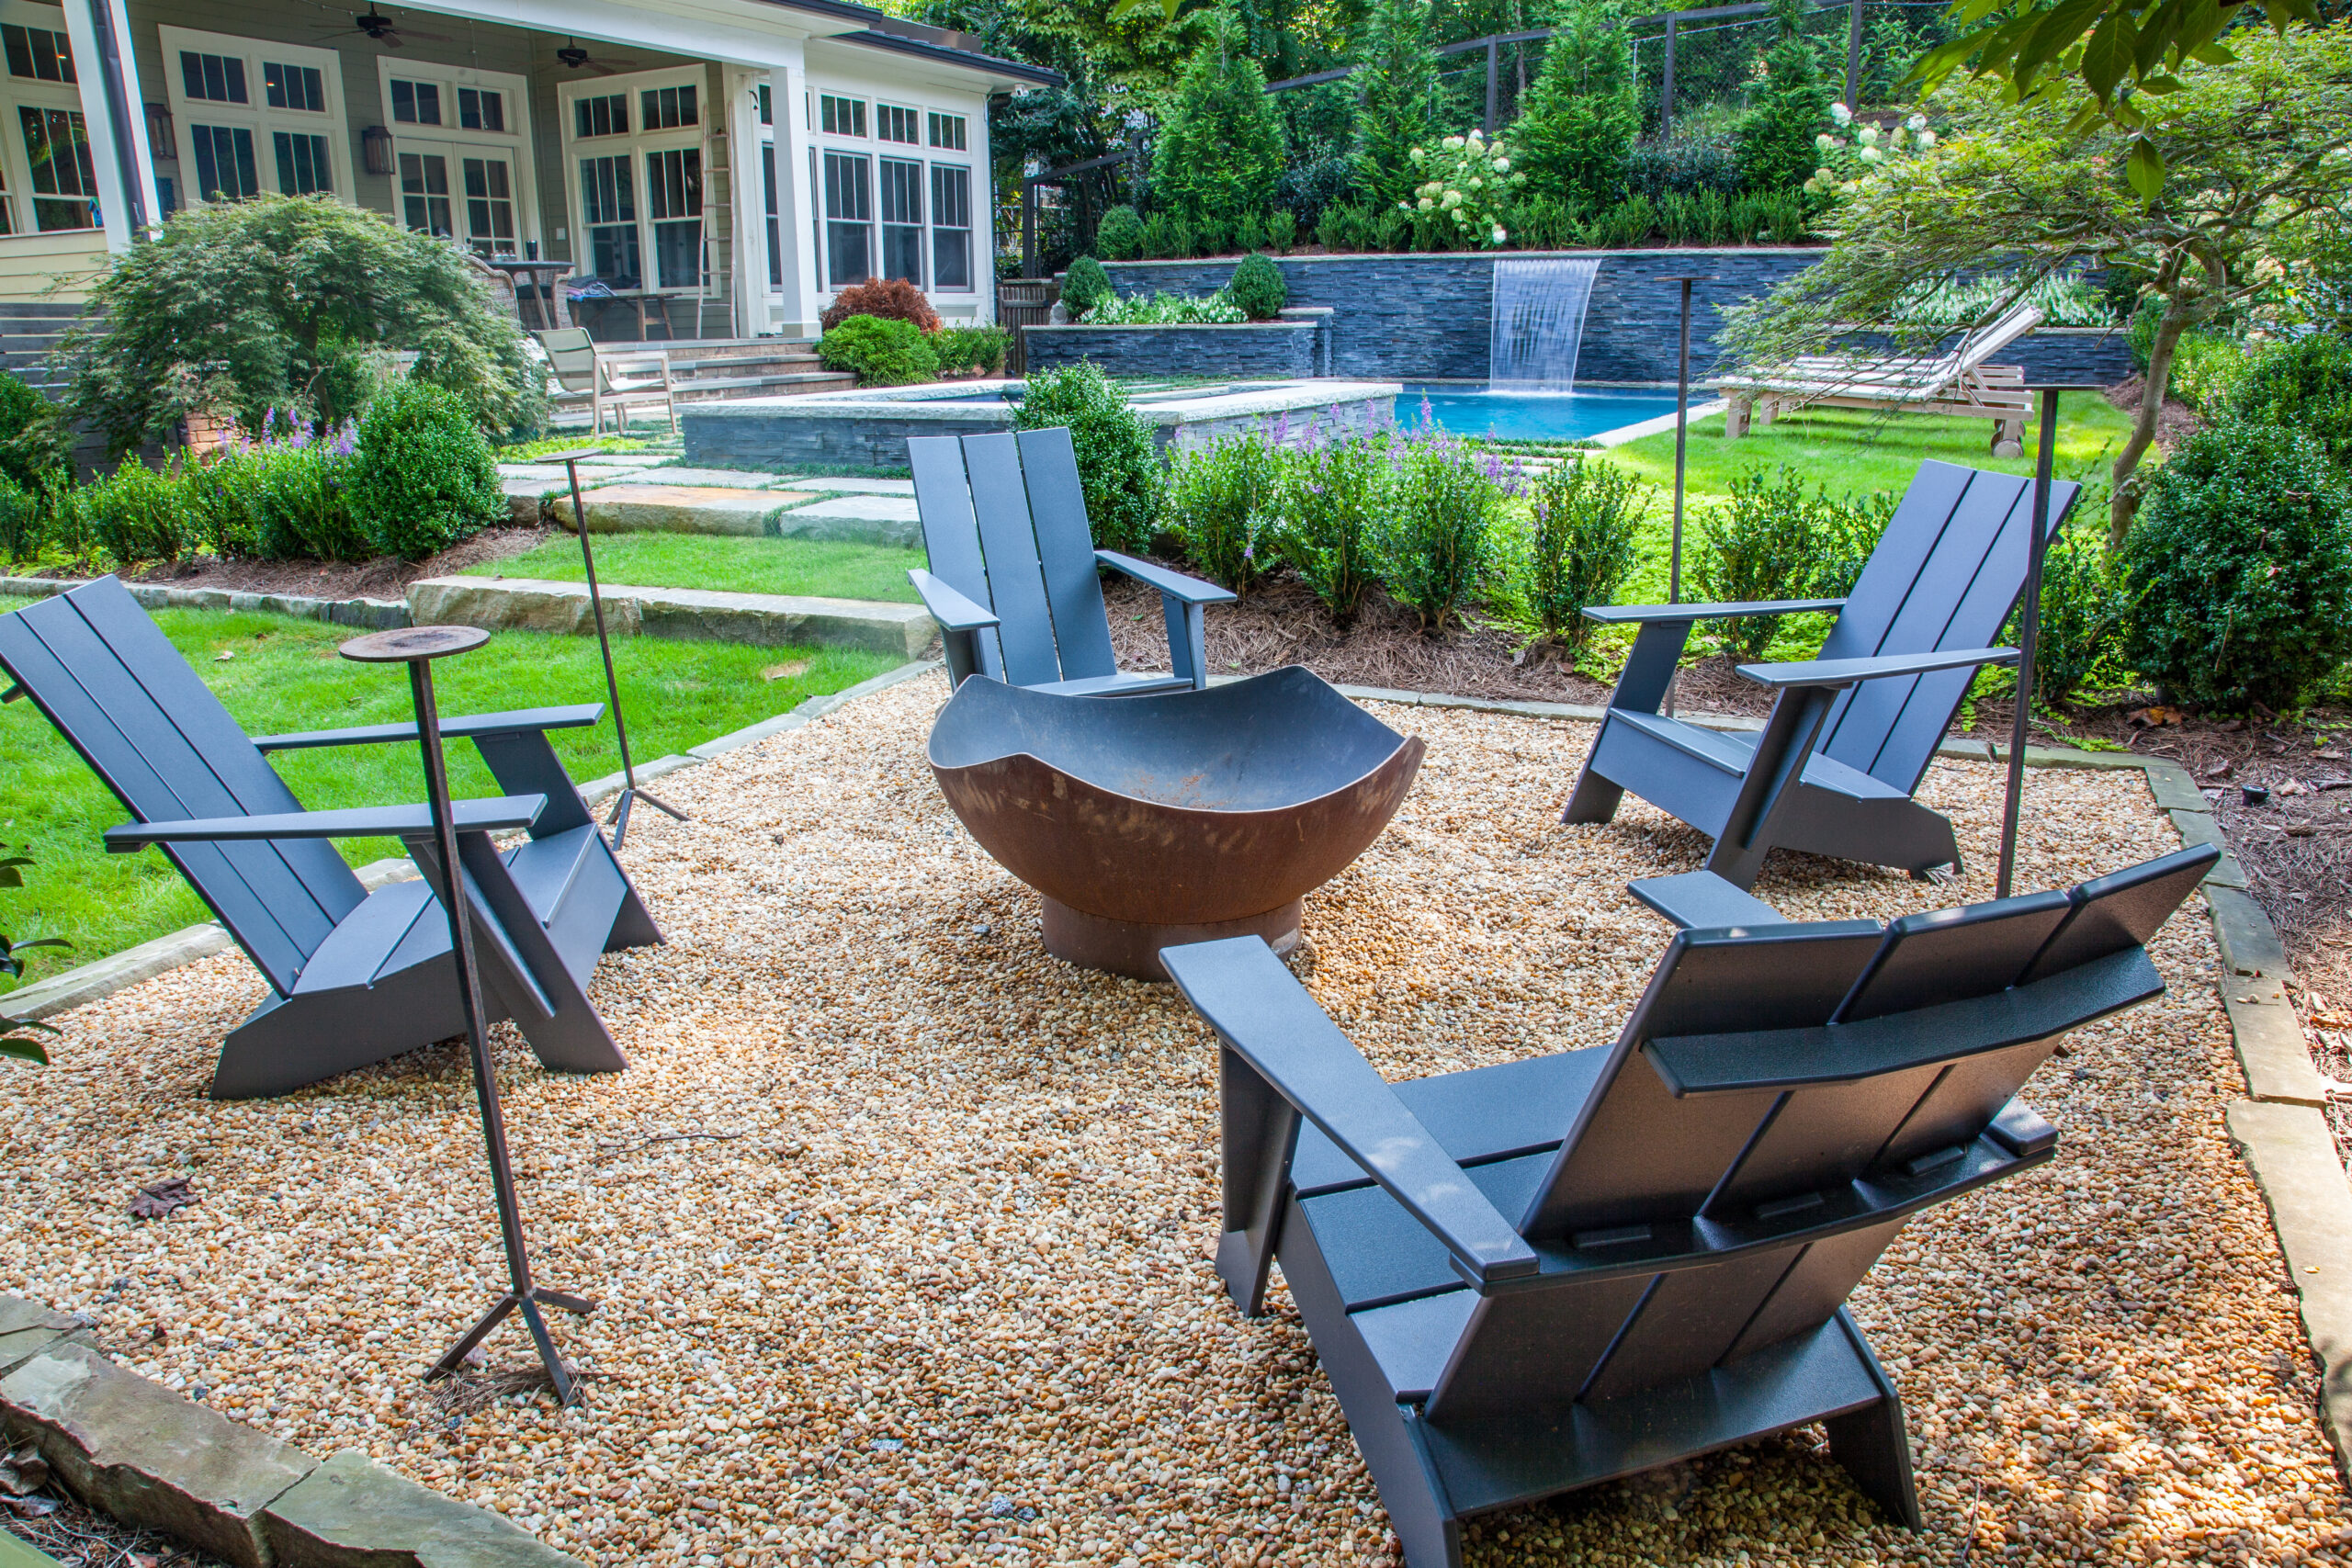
[908,435,1005,681]
[1015,428,1118,682]
[2022,844,2214,983]
[1700,1063,1950,1216]
[1577,1243,1802,1402]
[1834,890,2074,1022]
[532,328,598,392]
[1422,1272,1653,1422]
[0,581,364,992]
[1719,1217,1909,1362]
[1869,1040,2052,1171]
[960,433,1064,687]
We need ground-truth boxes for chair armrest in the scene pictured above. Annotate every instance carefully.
[909,570,1001,633]
[1095,550,1238,606]
[1736,646,2018,691]
[1162,936,1540,1287]
[1627,871,1792,931]
[251,705,605,753]
[104,795,547,852]
[1583,598,1847,625]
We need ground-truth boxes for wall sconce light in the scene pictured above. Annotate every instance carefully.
[362,125,394,175]
[143,102,172,154]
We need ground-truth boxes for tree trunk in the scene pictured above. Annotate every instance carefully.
[2109,301,2191,547]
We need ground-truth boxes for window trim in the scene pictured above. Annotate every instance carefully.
[161,25,350,206]
[928,161,974,294]
[557,65,706,297]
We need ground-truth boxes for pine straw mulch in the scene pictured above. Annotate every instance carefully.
[27,525,554,602]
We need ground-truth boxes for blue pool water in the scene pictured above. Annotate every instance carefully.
[1400,385,1682,443]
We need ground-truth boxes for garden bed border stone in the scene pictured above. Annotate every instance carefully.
[0,576,410,631]
[6,665,2352,1517]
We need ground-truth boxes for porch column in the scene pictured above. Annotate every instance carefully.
[725,69,770,338]
[767,60,823,340]
[61,0,159,251]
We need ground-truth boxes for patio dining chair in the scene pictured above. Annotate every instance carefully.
[0,577,661,1099]
[1563,459,2079,888]
[533,326,676,436]
[908,427,1235,694]
[1162,840,2214,1568]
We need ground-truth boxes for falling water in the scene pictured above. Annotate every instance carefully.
[1488,257,1603,393]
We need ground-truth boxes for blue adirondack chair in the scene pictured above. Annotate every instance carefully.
[907,426,1235,694]
[1564,459,2079,888]
[0,578,660,1099]
[1162,842,2213,1568]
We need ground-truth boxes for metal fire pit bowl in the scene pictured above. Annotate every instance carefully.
[928,666,1425,980]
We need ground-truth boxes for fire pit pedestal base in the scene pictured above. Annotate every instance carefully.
[1042,897,1303,981]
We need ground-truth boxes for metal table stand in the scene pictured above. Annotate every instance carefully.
[543,447,685,850]
[340,625,594,1405]
[1660,275,1705,717]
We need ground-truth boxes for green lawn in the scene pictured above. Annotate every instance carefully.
[462,533,926,604]
[0,608,901,988]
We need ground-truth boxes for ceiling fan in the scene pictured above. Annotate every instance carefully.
[556,37,636,76]
[322,8,454,48]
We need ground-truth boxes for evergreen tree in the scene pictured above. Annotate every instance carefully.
[1737,0,1830,194]
[1151,10,1287,228]
[1351,0,1439,209]
[1508,0,1637,212]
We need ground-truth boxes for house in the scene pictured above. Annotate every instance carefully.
[0,0,1053,342]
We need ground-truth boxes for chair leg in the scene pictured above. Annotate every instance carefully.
[1561,759,1624,825]
[1826,1310,1924,1529]
[1724,396,1751,438]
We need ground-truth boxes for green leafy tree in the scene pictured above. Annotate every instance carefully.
[59,195,538,454]
[1738,0,1831,196]
[1719,27,2352,545]
[1152,13,1286,229]
[1508,0,1639,211]
[1352,0,1440,210]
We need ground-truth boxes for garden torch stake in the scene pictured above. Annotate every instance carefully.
[1996,387,2062,899]
[1665,276,1698,718]
[550,449,685,851]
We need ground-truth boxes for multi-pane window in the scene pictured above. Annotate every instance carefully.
[398,150,449,235]
[877,156,922,284]
[458,86,503,131]
[645,146,702,289]
[272,130,332,194]
[462,157,515,253]
[640,85,695,130]
[180,51,247,104]
[877,104,919,145]
[579,152,639,288]
[572,93,627,138]
[1,24,72,83]
[927,111,966,151]
[763,143,781,288]
[264,62,325,112]
[819,95,865,138]
[0,159,13,234]
[930,164,971,290]
[190,122,257,203]
[822,150,870,288]
[17,106,92,228]
[390,78,441,124]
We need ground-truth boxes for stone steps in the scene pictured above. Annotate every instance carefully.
[408,575,933,659]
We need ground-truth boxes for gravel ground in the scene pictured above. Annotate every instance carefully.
[3,678,2344,1568]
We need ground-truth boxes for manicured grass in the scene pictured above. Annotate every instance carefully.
[0,608,901,987]
[460,532,926,604]
[492,433,674,462]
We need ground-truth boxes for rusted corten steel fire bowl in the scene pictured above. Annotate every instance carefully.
[928,666,1424,980]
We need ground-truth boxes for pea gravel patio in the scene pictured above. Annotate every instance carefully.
[5,677,2346,1568]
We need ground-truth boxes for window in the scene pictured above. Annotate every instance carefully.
[578,152,638,288]
[462,157,514,253]
[17,105,90,227]
[398,150,449,234]
[930,164,971,290]
[572,93,627,138]
[1,23,71,83]
[180,51,247,104]
[763,142,780,288]
[272,130,332,194]
[927,111,966,151]
[390,78,440,124]
[877,104,919,145]
[264,62,325,113]
[457,86,503,132]
[640,84,695,130]
[822,149,870,288]
[878,156,921,284]
[190,122,257,202]
[645,145,701,289]
[819,94,865,138]
[0,158,13,234]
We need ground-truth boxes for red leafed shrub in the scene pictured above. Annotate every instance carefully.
[820,278,941,334]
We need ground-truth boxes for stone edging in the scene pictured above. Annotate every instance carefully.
[0,1298,578,1566]
[0,575,409,630]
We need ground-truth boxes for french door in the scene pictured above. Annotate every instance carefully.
[396,137,519,255]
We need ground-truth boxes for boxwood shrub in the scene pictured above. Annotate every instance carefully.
[818,316,940,387]
[345,380,504,561]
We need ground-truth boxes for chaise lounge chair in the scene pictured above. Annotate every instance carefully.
[908,427,1235,694]
[1711,302,2042,457]
[1563,458,2078,888]
[1162,841,2214,1568]
[0,577,659,1099]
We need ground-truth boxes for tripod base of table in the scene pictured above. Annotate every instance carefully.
[607,784,687,850]
[429,1286,597,1404]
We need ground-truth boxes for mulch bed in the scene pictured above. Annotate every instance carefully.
[42,526,554,601]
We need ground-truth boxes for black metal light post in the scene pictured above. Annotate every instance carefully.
[1662,275,1702,717]
[339,625,594,1404]
[546,448,685,850]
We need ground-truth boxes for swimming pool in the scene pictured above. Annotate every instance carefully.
[1400,385,1684,443]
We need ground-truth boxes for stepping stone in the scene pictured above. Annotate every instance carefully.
[772,476,916,495]
[409,576,934,658]
[775,494,922,547]
[621,466,786,489]
[577,484,808,536]
[499,475,560,526]
[493,465,577,483]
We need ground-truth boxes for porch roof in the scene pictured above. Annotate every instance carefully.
[775,0,1063,87]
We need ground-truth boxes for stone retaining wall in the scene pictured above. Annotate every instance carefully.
[1023,320,1318,379]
